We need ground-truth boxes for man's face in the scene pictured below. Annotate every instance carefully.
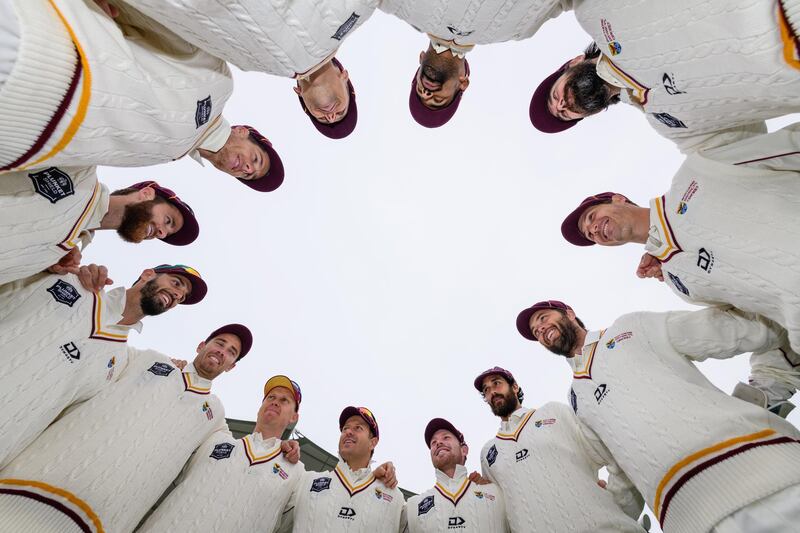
[547,57,617,121]
[338,415,376,461]
[577,196,635,246]
[528,309,579,357]
[429,429,467,472]
[193,332,241,380]
[117,199,184,243]
[138,273,192,315]
[481,375,519,418]
[206,127,270,180]
[297,67,351,125]
[257,386,299,430]
[415,49,467,109]
[547,70,587,121]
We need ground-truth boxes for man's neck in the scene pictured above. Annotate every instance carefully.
[97,195,129,230]
[253,423,284,441]
[439,464,457,479]
[572,328,589,356]
[632,207,652,244]
[299,58,335,86]
[118,287,145,326]
[343,455,370,471]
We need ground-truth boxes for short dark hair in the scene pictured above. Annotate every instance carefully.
[110,187,168,204]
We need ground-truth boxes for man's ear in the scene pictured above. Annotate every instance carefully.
[139,268,157,282]
[566,308,577,320]
[339,69,349,82]
[458,75,470,91]
[611,194,629,204]
[293,85,302,96]
[290,411,300,425]
[138,186,156,202]
[196,340,206,354]
[419,50,425,64]
[369,436,379,452]
[512,382,520,395]
[567,53,586,67]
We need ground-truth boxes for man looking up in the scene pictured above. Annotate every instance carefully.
[518,299,800,532]
[475,366,646,532]
[0,172,200,284]
[0,263,206,469]
[402,418,508,532]
[140,374,304,532]
[0,323,250,532]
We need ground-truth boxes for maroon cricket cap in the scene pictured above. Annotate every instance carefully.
[409,59,470,129]
[339,406,379,439]
[298,58,357,139]
[151,264,207,305]
[473,366,517,393]
[205,323,253,360]
[561,192,627,247]
[424,418,465,448]
[232,125,284,192]
[529,60,582,134]
[516,300,573,341]
[128,181,199,246]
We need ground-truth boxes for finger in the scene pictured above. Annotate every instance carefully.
[97,265,109,290]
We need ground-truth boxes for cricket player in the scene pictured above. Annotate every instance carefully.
[0,172,199,285]
[0,323,253,532]
[140,374,304,532]
[97,0,375,139]
[518,299,800,532]
[1,0,284,192]
[402,418,508,533]
[530,0,800,152]
[379,0,570,128]
[560,123,800,364]
[0,263,206,469]
[286,406,404,532]
[475,366,646,532]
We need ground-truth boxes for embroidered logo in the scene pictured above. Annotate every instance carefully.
[59,342,80,362]
[202,401,214,420]
[662,73,686,95]
[697,248,714,273]
[311,476,332,493]
[486,444,498,467]
[677,180,699,215]
[534,418,557,427]
[332,12,359,40]
[106,356,116,381]
[338,507,356,520]
[605,331,633,349]
[147,362,175,377]
[447,25,474,37]
[418,495,435,515]
[600,19,622,55]
[570,388,578,413]
[448,516,466,529]
[375,488,393,502]
[273,462,289,479]
[47,280,81,307]
[594,383,610,404]
[668,272,691,296]
[210,442,235,460]
[195,96,212,128]
[515,448,529,462]
[652,112,687,129]
[473,491,495,501]
[29,168,75,204]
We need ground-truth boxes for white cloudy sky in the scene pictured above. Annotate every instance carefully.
[88,9,798,530]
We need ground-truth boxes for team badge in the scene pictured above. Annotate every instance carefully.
[608,41,622,55]
[29,168,75,204]
[375,488,393,502]
[534,418,556,427]
[106,356,116,381]
[668,272,690,297]
[600,19,622,55]
[486,444,498,467]
[570,388,578,413]
[202,401,214,420]
[47,280,81,307]
[273,463,289,479]
[147,362,175,377]
[652,112,687,129]
[474,491,495,501]
[210,442,235,460]
[332,12,359,40]
[447,25,474,37]
[677,202,688,215]
[311,477,332,493]
[195,96,212,128]
[418,495,435,515]
[606,331,633,349]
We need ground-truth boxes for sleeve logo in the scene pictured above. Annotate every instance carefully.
[210,442,235,460]
[418,495,435,515]
[311,476,332,493]
[147,362,175,377]
[47,279,81,307]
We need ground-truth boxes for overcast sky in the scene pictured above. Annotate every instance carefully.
[87,10,799,530]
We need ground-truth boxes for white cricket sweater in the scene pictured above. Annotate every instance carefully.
[379,0,572,45]
[114,0,377,77]
[290,459,403,532]
[479,404,644,533]
[567,309,800,533]
[402,464,508,533]
[140,430,304,533]
[575,0,800,153]
[0,351,225,533]
[0,0,233,172]
[0,166,107,285]
[0,274,139,469]
[647,123,800,355]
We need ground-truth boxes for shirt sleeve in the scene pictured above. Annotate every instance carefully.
[748,348,800,404]
[700,121,800,170]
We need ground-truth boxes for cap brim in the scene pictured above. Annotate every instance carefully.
[264,375,300,405]
[161,201,199,246]
[300,58,358,139]
[238,141,284,192]
[408,66,465,129]
[208,323,253,358]
[529,64,582,134]
[516,308,538,341]
[424,418,464,448]
[339,406,378,438]
[179,272,207,305]
[561,203,596,247]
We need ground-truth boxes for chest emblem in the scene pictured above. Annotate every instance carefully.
[594,383,610,404]
[600,19,622,55]
[29,167,75,203]
[311,476,332,493]
[332,12,360,40]
[273,462,289,479]
[534,418,556,427]
[652,112,687,129]
[202,401,214,420]
[473,491,495,501]
[210,442,234,460]
[195,96,212,128]
[47,280,81,307]
[375,488,393,502]
[147,362,175,377]
[606,331,633,349]
[486,444,498,466]
[418,495,435,515]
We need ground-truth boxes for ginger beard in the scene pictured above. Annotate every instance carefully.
[116,200,160,243]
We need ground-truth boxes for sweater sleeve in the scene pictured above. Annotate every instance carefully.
[399,503,409,533]
[666,307,785,361]
[701,122,800,171]
[748,348,800,404]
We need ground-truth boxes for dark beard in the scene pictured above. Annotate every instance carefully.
[547,319,580,357]
[117,200,156,243]
[139,278,168,316]
[565,61,620,115]
[420,50,458,85]
[490,390,519,418]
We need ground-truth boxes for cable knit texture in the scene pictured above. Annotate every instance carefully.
[116,0,378,76]
[0,275,135,469]
[379,0,571,44]
[480,403,643,532]
[0,166,107,285]
[0,348,224,532]
[140,431,304,532]
[568,311,800,533]
[575,0,800,153]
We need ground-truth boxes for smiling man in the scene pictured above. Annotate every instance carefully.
[517,300,800,533]
[0,323,248,532]
[0,263,206,470]
[560,123,800,357]
[0,171,199,285]
[402,418,508,533]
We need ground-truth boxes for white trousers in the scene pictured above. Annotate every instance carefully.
[0,0,19,90]
[713,483,800,533]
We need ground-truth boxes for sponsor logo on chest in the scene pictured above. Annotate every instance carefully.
[605,331,633,349]
[29,168,75,203]
[515,448,529,463]
[677,180,699,214]
[147,362,175,377]
[418,495,435,515]
[594,383,610,404]
[662,73,686,95]
[47,280,81,307]
[338,506,356,520]
[486,444,498,466]
[652,112,687,129]
[210,442,235,460]
[195,96,212,128]
[600,18,622,55]
[311,476,332,493]
[570,388,578,413]
[447,25,473,37]
[59,342,80,363]
[697,247,714,273]
[448,516,466,529]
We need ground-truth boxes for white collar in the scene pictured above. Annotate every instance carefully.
[335,458,373,483]
[188,116,231,166]
[434,464,468,486]
[499,406,531,433]
[428,34,474,58]
[105,286,143,333]
[248,431,279,453]
[182,362,213,388]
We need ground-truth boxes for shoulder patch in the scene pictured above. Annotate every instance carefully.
[332,12,359,40]
[418,495,435,515]
[147,362,175,377]
[652,112,687,129]
[47,279,81,307]
[29,168,75,204]
[195,96,212,128]
[569,388,578,413]
[667,272,690,297]
[486,444,498,467]
[311,476,332,493]
[210,442,235,460]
